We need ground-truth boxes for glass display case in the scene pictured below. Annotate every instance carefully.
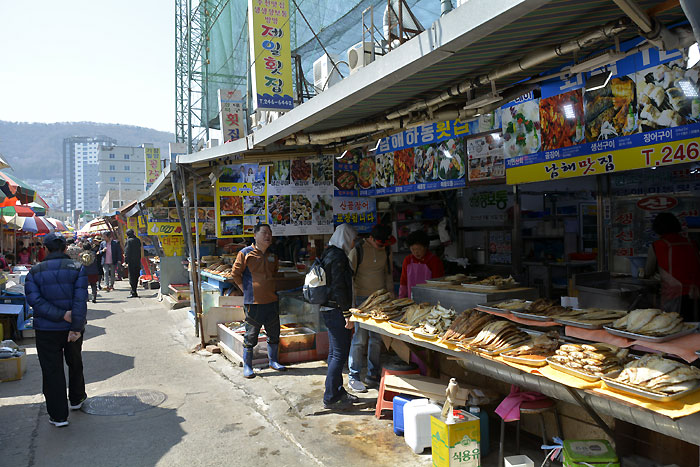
[278,290,327,332]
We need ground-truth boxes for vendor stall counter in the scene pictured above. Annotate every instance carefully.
[411,284,538,311]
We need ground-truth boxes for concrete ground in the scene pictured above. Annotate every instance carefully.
[1,281,548,467]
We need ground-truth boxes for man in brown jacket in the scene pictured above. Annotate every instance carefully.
[232,224,286,378]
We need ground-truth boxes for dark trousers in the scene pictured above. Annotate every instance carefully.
[243,302,280,349]
[128,263,140,294]
[322,309,352,405]
[35,329,86,421]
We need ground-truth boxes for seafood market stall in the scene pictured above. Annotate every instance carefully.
[411,284,538,313]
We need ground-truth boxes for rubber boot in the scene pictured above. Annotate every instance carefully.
[243,348,255,378]
[267,344,286,371]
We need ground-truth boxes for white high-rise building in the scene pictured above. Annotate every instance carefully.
[63,136,117,213]
[96,144,147,206]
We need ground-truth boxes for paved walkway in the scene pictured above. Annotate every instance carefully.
[0,282,438,467]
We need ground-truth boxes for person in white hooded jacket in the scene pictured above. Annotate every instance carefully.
[320,224,358,410]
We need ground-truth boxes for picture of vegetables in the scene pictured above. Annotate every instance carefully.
[268,195,290,225]
[394,148,415,186]
[335,171,357,191]
[539,89,584,150]
[585,76,637,141]
[375,152,394,188]
[502,99,541,158]
[291,158,311,181]
[358,157,375,189]
[313,195,333,221]
[312,155,333,183]
[414,145,437,183]
[271,160,290,182]
[437,139,466,180]
[220,196,243,215]
[635,59,699,132]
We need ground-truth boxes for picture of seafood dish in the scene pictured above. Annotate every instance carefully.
[539,89,584,150]
[502,99,542,158]
[312,155,333,184]
[636,59,700,131]
[271,160,290,182]
[291,158,311,182]
[206,209,216,220]
[335,170,357,191]
[394,148,415,185]
[313,195,333,221]
[291,195,312,222]
[151,207,169,220]
[585,76,637,141]
[243,196,265,216]
[220,196,243,216]
[221,217,243,236]
[437,138,465,180]
[467,134,505,181]
[358,157,375,189]
[414,145,437,182]
[243,216,264,236]
[375,152,394,188]
[169,208,179,220]
[268,195,290,225]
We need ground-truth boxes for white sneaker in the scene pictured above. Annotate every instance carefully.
[49,418,69,427]
[69,397,86,410]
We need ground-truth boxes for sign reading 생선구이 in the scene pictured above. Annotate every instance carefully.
[248,0,293,112]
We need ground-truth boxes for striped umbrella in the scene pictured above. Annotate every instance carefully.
[0,172,36,205]
[8,215,54,234]
[0,205,35,217]
[44,217,67,231]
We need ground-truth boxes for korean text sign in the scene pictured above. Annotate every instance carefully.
[145,148,162,189]
[215,164,268,238]
[248,0,293,112]
[218,89,245,142]
[332,197,377,234]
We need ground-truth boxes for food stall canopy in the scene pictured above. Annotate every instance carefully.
[0,205,36,217]
[4,215,55,234]
[0,171,36,205]
[178,0,689,166]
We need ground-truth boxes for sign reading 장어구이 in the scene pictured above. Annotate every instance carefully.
[248,0,293,112]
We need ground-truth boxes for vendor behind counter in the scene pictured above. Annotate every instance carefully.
[644,212,700,321]
[399,230,444,298]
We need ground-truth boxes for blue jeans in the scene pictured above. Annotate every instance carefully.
[322,309,352,405]
[349,295,382,380]
[103,263,116,289]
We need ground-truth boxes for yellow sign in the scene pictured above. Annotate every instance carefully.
[248,0,293,112]
[145,148,162,188]
[215,165,268,238]
[160,235,185,257]
[126,217,138,231]
[507,136,700,184]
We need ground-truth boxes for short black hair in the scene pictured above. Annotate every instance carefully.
[406,230,429,248]
[652,212,682,236]
[370,224,392,242]
[45,241,66,253]
[126,229,135,237]
[254,223,271,234]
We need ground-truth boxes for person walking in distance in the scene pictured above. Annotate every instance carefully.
[100,232,122,292]
[347,224,395,392]
[124,229,142,298]
[25,233,88,427]
[232,224,286,378]
[79,242,100,303]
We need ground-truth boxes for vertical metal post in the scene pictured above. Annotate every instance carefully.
[187,0,193,153]
[512,184,522,275]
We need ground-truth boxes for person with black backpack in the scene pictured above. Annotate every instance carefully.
[347,224,395,393]
[320,224,358,410]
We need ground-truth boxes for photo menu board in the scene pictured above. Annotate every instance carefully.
[505,40,700,184]
[359,120,472,197]
[215,163,268,238]
[267,156,335,236]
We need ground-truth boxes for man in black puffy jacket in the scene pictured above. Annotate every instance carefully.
[26,233,88,427]
[124,229,142,298]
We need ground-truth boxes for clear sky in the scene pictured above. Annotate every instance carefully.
[0,0,175,133]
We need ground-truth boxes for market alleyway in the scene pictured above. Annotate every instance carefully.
[1,282,455,467]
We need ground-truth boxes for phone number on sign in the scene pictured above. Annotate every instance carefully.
[642,141,700,167]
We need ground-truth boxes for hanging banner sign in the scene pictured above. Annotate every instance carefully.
[218,89,245,143]
[333,197,377,234]
[334,149,361,197]
[506,123,700,184]
[145,148,162,190]
[267,156,335,235]
[359,120,471,197]
[248,0,294,112]
[160,235,185,257]
[215,164,268,238]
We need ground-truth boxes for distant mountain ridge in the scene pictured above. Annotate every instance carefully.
[0,121,175,182]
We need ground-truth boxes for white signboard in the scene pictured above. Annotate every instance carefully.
[218,89,245,143]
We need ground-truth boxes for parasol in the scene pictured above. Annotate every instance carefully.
[0,171,36,205]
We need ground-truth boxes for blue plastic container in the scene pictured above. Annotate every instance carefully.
[393,394,417,436]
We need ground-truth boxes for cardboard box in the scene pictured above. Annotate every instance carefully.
[563,439,619,467]
[218,295,244,307]
[0,352,27,382]
[431,412,481,467]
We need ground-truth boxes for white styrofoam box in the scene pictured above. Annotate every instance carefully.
[202,306,245,340]
[218,295,244,307]
[404,399,442,454]
[505,455,534,467]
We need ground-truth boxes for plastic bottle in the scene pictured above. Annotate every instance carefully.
[469,406,489,456]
